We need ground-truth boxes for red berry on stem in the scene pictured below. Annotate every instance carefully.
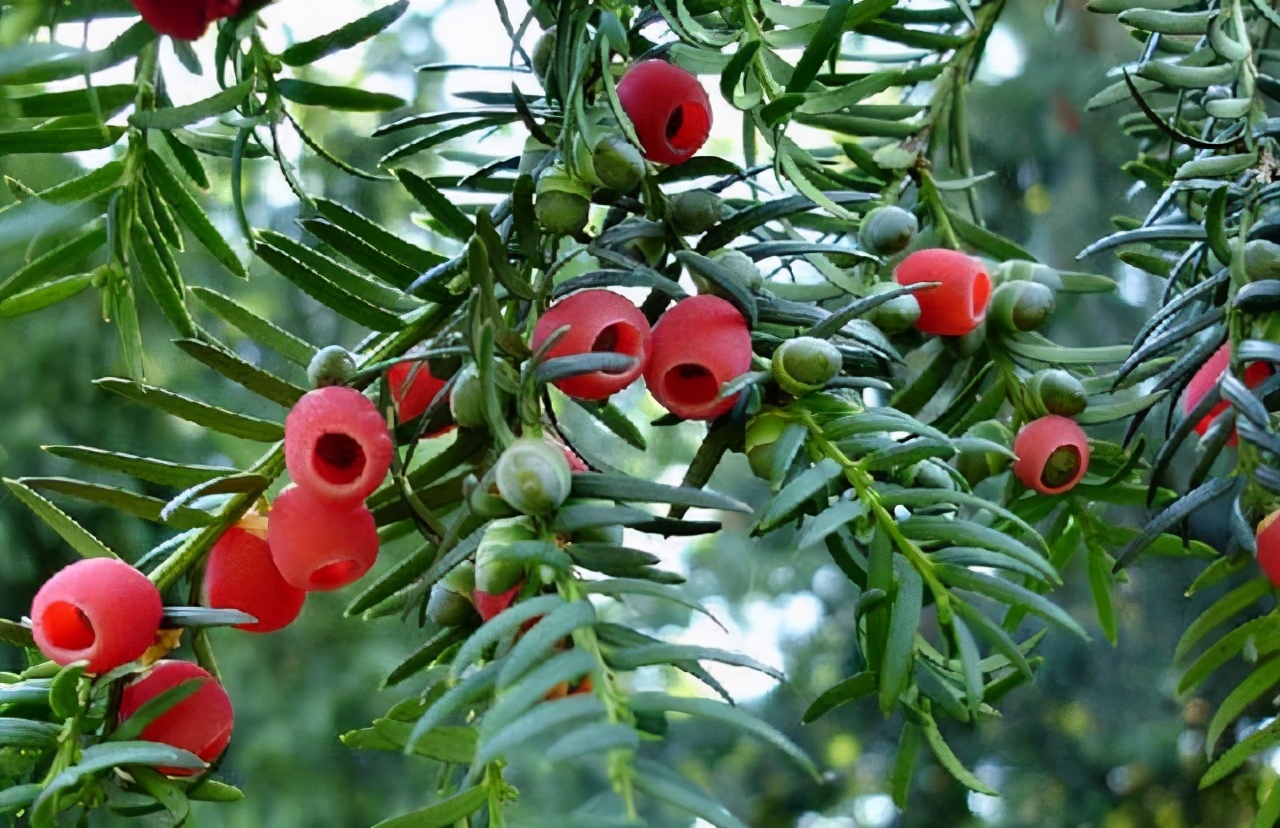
[285,386,393,505]
[894,249,992,336]
[644,295,752,421]
[1013,415,1090,496]
[615,60,713,165]
[267,486,379,592]
[130,0,240,41]
[200,522,305,633]
[31,558,162,674]
[474,582,523,622]
[1258,510,1280,586]
[118,661,233,776]
[1182,344,1272,447]
[532,290,651,400]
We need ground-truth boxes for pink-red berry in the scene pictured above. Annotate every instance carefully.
[117,661,233,776]
[285,386,393,505]
[1258,510,1280,586]
[267,486,379,592]
[30,558,162,674]
[131,0,241,41]
[533,290,651,400]
[474,582,523,622]
[615,60,712,166]
[388,361,453,430]
[644,295,752,421]
[1013,415,1090,496]
[894,249,992,337]
[200,520,305,633]
[1183,344,1272,447]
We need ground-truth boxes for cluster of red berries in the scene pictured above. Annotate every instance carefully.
[131,0,243,40]
[533,289,753,421]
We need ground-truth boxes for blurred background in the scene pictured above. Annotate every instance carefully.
[0,1,1270,826]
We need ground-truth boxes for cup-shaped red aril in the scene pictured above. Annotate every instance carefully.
[644,295,753,421]
[131,0,236,40]
[615,60,713,166]
[533,290,651,400]
[894,249,992,337]
[31,558,162,674]
[474,582,523,622]
[267,486,379,592]
[285,386,393,505]
[1258,510,1280,586]
[1183,343,1273,446]
[118,660,233,776]
[387,361,452,428]
[200,524,305,633]
[1013,415,1090,496]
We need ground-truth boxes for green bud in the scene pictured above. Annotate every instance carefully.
[905,460,955,490]
[427,582,478,627]
[1029,369,1088,417]
[707,249,763,292]
[593,134,646,192]
[307,345,357,388]
[536,165,591,235]
[1243,239,1280,281]
[495,438,573,515]
[866,283,922,334]
[668,189,724,236]
[989,280,1056,333]
[857,205,918,257]
[773,337,842,396]
[744,409,790,479]
[476,517,537,593]
[450,364,487,429]
[955,420,1014,486]
[532,26,557,87]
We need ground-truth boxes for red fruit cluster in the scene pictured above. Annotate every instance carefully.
[894,249,992,337]
[1183,343,1272,447]
[131,0,241,40]
[1013,415,1090,496]
[615,60,712,166]
[118,661,234,775]
[388,360,454,436]
[1258,510,1280,586]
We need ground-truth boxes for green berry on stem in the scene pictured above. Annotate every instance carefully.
[858,205,918,257]
[989,280,1056,333]
[669,189,724,236]
[494,438,573,515]
[536,165,591,235]
[531,26,557,87]
[307,346,357,388]
[866,283,922,334]
[1243,239,1280,281]
[593,134,646,192]
[450,364,487,429]
[955,420,1013,486]
[706,249,763,292]
[745,409,789,480]
[1029,369,1088,417]
[773,336,842,396]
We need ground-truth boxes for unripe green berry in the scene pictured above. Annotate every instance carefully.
[744,410,789,479]
[773,337,842,396]
[450,364,487,429]
[989,280,1056,333]
[1029,369,1088,417]
[858,206,918,257]
[866,283,922,334]
[905,460,955,490]
[531,27,557,87]
[707,249,763,292]
[307,346,357,388]
[427,582,478,627]
[593,134,646,192]
[476,517,536,593]
[495,438,573,515]
[1244,239,1280,281]
[669,189,724,236]
[955,420,1014,485]
[536,165,591,235]
[443,561,477,597]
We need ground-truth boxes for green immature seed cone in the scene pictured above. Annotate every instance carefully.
[427,582,478,627]
[669,189,725,236]
[773,337,842,396]
[857,205,918,257]
[593,134,646,192]
[443,561,477,597]
[956,420,1014,485]
[307,345,357,388]
[449,364,488,429]
[1029,369,1088,417]
[1244,239,1280,281]
[866,283,922,334]
[989,280,1056,333]
[905,460,956,490]
[475,517,537,593]
[531,26,557,87]
[536,165,591,235]
[707,249,763,292]
[495,438,573,515]
[744,409,790,480]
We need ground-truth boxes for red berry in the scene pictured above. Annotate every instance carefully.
[117,661,233,776]
[285,386,393,505]
[200,522,305,633]
[644,295,752,421]
[1183,344,1272,447]
[30,558,162,674]
[894,249,992,337]
[1013,415,1090,496]
[130,0,240,40]
[1258,510,1280,586]
[532,290,651,400]
[267,486,379,592]
[387,361,453,431]
[615,60,713,166]
[474,582,523,622]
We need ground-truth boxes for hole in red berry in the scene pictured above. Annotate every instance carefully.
[664,102,710,153]
[314,433,366,486]
[971,271,992,319]
[664,363,719,407]
[591,325,621,354]
[1040,445,1081,490]
[590,323,644,374]
[42,601,96,650]
[310,560,359,589]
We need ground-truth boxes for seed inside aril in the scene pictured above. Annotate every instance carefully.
[315,433,365,485]
[44,602,95,650]
[1041,446,1081,489]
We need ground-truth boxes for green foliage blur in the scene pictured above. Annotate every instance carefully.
[0,2,1267,826]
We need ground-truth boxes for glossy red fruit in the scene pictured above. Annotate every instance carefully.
[474,582,523,622]
[644,295,752,421]
[118,661,233,776]
[267,486,379,592]
[1013,415,1090,496]
[31,558,162,674]
[894,249,992,336]
[533,290,651,400]
[285,386,393,505]
[1258,510,1280,586]
[615,60,713,165]
[1183,344,1272,447]
[200,522,305,633]
[388,361,452,424]
[131,0,240,40]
